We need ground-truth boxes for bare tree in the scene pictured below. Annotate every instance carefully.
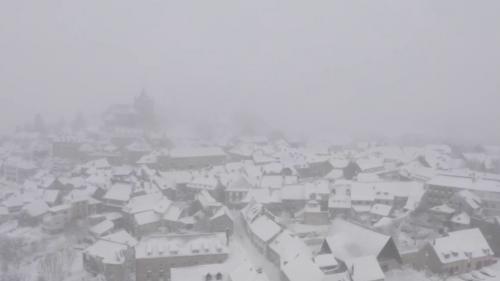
[0,235,26,272]
[37,249,75,281]
[0,272,27,281]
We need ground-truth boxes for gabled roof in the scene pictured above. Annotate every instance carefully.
[123,193,169,214]
[210,206,233,221]
[134,210,160,226]
[345,255,385,281]
[269,230,311,265]
[249,215,282,243]
[23,201,49,217]
[281,254,324,281]
[431,228,493,264]
[84,239,129,265]
[324,219,391,261]
[90,220,114,236]
[102,230,138,247]
[103,183,132,202]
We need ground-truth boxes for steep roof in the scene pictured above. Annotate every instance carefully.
[324,219,391,261]
[249,215,282,243]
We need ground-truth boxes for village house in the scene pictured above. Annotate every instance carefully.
[329,183,352,217]
[299,200,330,225]
[421,228,496,275]
[320,219,402,272]
[208,206,234,233]
[267,229,311,266]
[83,238,135,281]
[224,176,253,208]
[423,175,500,216]
[102,183,133,211]
[52,135,85,161]
[247,214,282,254]
[2,157,37,183]
[135,233,229,281]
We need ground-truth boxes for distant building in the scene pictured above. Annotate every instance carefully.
[2,157,37,183]
[422,175,500,216]
[159,147,227,170]
[52,135,84,160]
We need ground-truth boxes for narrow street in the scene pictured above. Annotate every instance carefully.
[231,211,282,281]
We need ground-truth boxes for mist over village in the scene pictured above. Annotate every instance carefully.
[2,1,500,281]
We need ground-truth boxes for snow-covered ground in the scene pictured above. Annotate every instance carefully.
[232,211,282,281]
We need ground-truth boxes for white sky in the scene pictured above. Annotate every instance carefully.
[1,0,499,142]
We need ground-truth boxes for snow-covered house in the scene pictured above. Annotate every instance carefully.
[422,228,495,275]
[247,214,282,254]
[320,219,401,272]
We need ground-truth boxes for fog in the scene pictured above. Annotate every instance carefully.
[1,0,499,142]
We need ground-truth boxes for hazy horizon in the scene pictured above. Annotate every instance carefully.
[1,0,500,143]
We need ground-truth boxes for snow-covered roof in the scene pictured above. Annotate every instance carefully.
[427,175,500,193]
[324,219,391,261]
[43,189,59,204]
[163,204,184,222]
[259,175,283,189]
[370,204,392,217]
[230,261,270,281]
[211,206,233,221]
[281,184,307,201]
[90,219,114,236]
[123,193,169,214]
[455,190,482,210]
[171,263,228,281]
[23,201,49,217]
[197,190,221,209]
[103,183,132,202]
[135,233,228,259]
[134,210,160,226]
[345,255,385,281]
[314,253,338,269]
[356,158,384,172]
[281,254,324,281]
[431,228,493,264]
[243,189,282,205]
[269,230,311,265]
[350,183,376,202]
[187,175,219,190]
[329,158,349,169]
[84,239,129,265]
[249,215,282,243]
[325,169,344,180]
[356,173,381,183]
[102,230,138,247]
